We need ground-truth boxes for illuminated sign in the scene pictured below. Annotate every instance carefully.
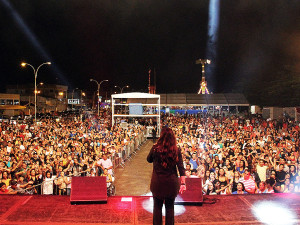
[68,99,80,104]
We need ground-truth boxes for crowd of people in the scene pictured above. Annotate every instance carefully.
[1,109,300,196]
[162,113,300,195]
[0,111,145,195]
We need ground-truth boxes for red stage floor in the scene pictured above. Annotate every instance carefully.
[1,194,300,224]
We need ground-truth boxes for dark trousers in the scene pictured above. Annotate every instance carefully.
[153,136,156,143]
[153,196,175,225]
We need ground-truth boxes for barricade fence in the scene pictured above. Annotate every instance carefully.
[20,131,147,196]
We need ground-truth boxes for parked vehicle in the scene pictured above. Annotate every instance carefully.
[24,115,32,120]
[10,115,22,120]
[10,115,24,124]
[0,115,9,123]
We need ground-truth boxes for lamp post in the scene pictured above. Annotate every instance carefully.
[114,85,129,114]
[81,90,85,110]
[71,88,79,110]
[57,91,64,112]
[21,62,51,123]
[36,82,44,113]
[114,85,129,94]
[90,79,108,116]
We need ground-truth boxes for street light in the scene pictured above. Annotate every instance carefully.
[114,85,129,94]
[114,85,129,114]
[71,88,79,110]
[80,90,85,110]
[36,82,44,94]
[21,62,51,123]
[90,79,108,116]
[28,82,43,115]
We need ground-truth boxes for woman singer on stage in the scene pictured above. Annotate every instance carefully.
[147,127,186,225]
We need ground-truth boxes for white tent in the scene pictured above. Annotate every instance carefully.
[111,92,160,134]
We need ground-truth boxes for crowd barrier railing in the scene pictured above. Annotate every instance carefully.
[111,130,147,169]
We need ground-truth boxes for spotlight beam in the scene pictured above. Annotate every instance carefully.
[205,0,220,89]
[1,0,70,87]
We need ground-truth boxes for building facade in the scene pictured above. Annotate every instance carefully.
[6,84,68,114]
[0,93,25,116]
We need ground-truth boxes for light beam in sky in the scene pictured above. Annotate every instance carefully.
[205,0,220,90]
[1,0,69,86]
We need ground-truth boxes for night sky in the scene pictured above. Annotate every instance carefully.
[1,0,300,101]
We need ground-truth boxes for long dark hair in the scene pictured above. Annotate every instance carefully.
[154,127,178,168]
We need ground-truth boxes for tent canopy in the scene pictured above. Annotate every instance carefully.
[111,92,160,99]
[160,93,249,106]
[111,93,248,106]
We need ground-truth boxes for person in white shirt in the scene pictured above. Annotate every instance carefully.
[43,171,54,195]
[6,142,12,153]
[256,159,268,182]
[97,154,113,175]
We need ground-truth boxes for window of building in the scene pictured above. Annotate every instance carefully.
[0,100,5,105]
[14,100,20,105]
[7,99,13,105]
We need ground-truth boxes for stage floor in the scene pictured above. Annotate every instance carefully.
[1,194,300,224]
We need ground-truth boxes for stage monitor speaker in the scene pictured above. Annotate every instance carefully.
[175,177,203,205]
[70,176,107,204]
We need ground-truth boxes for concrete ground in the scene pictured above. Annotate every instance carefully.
[114,140,155,196]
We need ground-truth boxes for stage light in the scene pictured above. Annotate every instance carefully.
[252,201,297,225]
